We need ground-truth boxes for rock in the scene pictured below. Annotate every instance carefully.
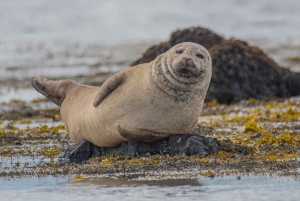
[168,135,209,156]
[207,40,300,104]
[131,27,300,104]
[58,140,93,164]
[58,134,220,164]
[204,137,219,154]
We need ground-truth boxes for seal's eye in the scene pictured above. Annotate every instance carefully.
[196,53,205,59]
[176,50,184,54]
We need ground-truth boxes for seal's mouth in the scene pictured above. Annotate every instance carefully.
[174,57,203,78]
[177,68,205,78]
[177,69,195,77]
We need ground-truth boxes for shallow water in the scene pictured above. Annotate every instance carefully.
[0,176,300,201]
[1,0,300,92]
[0,87,45,103]
[1,0,299,45]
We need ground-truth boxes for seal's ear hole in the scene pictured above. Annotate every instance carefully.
[176,49,184,54]
[196,53,205,59]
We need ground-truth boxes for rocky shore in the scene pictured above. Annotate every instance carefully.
[0,27,299,180]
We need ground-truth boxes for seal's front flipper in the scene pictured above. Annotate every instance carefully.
[116,123,170,142]
[31,77,76,107]
[93,73,125,107]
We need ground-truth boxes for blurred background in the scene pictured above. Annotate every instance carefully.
[0,0,299,102]
[1,2,300,197]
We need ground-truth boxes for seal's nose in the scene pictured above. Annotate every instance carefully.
[184,57,191,63]
[183,57,196,69]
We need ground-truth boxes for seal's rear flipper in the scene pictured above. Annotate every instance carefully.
[116,123,170,142]
[31,77,76,107]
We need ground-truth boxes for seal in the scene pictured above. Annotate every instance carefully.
[31,42,212,147]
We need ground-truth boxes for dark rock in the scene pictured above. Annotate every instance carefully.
[58,134,221,164]
[58,140,94,164]
[168,135,208,156]
[204,137,219,154]
[131,27,300,104]
[207,39,300,104]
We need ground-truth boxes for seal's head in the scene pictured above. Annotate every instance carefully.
[167,42,211,83]
[153,42,212,95]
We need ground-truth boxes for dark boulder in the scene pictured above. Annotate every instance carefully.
[132,27,300,104]
[58,134,220,164]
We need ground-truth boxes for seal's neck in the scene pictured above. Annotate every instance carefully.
[151,54,208,102]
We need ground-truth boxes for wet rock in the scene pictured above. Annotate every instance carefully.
[204,137,219,154]
[207,40,300,104]
[131,27,300,104]
[168,135,209,156]
[58,134,220,164]
[58,140,94,164]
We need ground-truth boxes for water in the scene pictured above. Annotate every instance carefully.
[0,0,299,45]
[1,0,300,93]
[0,176,299,201]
